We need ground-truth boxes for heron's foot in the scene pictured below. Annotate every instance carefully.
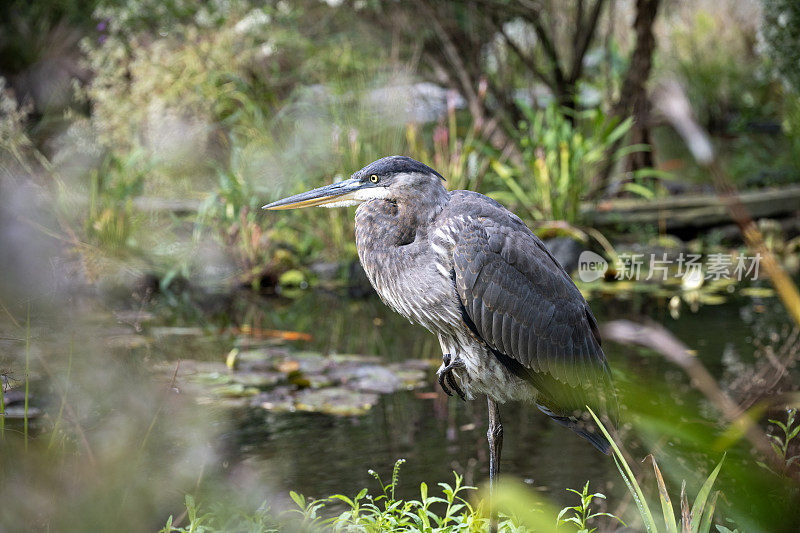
[437,353,466,401]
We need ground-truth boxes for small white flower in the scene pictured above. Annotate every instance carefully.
[259,41,275,58]
[234,9,271,35]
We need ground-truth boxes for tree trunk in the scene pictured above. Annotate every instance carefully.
[590,0,661,197]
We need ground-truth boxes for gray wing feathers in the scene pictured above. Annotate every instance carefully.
[446,192,616,419]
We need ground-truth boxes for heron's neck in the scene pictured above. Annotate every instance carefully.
[355,192,448,249]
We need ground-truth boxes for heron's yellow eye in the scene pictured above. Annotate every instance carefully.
[369,174,379,183]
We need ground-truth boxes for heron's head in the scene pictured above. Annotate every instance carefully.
[263,156,446,211]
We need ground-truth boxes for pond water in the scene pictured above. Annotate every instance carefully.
[1,281,784,525]
[135,286,774,509]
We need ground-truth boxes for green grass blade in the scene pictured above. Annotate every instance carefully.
[48,335,74,449]
[697,490,719,533]
[588,407,658,533]
[690,455,725,533]
[648,455,679,533]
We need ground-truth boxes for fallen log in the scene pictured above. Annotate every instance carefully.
[583,184,800,230]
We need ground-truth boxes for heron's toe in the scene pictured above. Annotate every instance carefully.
[437,367,453,396]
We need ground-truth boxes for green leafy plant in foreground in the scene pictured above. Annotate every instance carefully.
[160,494,279,533]
[759,408,800,476]
[556,481,624,532]
[288,458,488,531]
[589,408,725,533]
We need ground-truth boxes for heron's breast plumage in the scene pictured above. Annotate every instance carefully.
[355,201,534,402]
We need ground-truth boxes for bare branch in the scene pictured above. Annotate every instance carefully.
[494,18,554,88]
[515,0,566,89]
[568,0,607,84]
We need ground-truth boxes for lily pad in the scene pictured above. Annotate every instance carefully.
[192,371,233,385]
[740,287,775,298]
[288,351,330,373]
[106,334,151,350]
[330,364,402,394]
[211,383,260,398]
[232,371,285,388]
[293,387,379,416]
[388,365,429,389]
[256,386,296,412]
[329,353,382,365]
[2,405,43,419]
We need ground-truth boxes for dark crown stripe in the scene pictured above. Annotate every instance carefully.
[361,156,445,182]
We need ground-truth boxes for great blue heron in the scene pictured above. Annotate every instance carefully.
[264,156,617,503]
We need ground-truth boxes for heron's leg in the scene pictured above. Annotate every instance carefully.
[436,354,466,400]
[487,397,503,532]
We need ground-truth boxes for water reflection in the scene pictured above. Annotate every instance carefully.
[1,281,793,528]
[140,288,767,509]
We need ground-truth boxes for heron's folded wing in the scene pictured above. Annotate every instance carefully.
[451,215,616,421]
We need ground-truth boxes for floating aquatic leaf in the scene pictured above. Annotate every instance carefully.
[2,406,43,419]
[278,269,306,287]
[277,360,301,373]
[293,387,379,416]
[197,396,251,409]
[150,327,204,338]
[257,386,296,412]
[389,366,428,389]
[697,293,728,305]
[106,334,152,350]
[330,364,402,394]
[329,353,382,364]
[212,383,260,398]
[289,351,331,373]
[193,371,233,385]
[226,348,239,369]
[739,287,775,298]
[232,371,285,388]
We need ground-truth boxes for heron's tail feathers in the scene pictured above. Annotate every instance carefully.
[535,403,612,455]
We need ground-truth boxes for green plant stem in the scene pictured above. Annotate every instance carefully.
[48,335,74,449]
[588,407,658,532]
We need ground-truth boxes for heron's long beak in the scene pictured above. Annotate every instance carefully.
[262,177,364,210]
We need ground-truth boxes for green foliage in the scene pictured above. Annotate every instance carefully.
[761,0,800,92]
[164,459,572,532]
[196,146,277,289]
[160,494,280,533]
[760,408,800,475]
[782,98,800,170]
[556,481,624,532]
[85,150,147,251]
[589,408,726,533]
[83,2,279,153]
[485,103,644,224]
[0,77,53,179]
[289,458,489,531]
[407,100,484,193]
[663,6,778,125]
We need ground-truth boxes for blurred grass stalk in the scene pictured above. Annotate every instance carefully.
[24,303,30,451]
[654,80,800,329]
[0,365,4,438]
[47,335,73,450]
[602,319,786,476]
